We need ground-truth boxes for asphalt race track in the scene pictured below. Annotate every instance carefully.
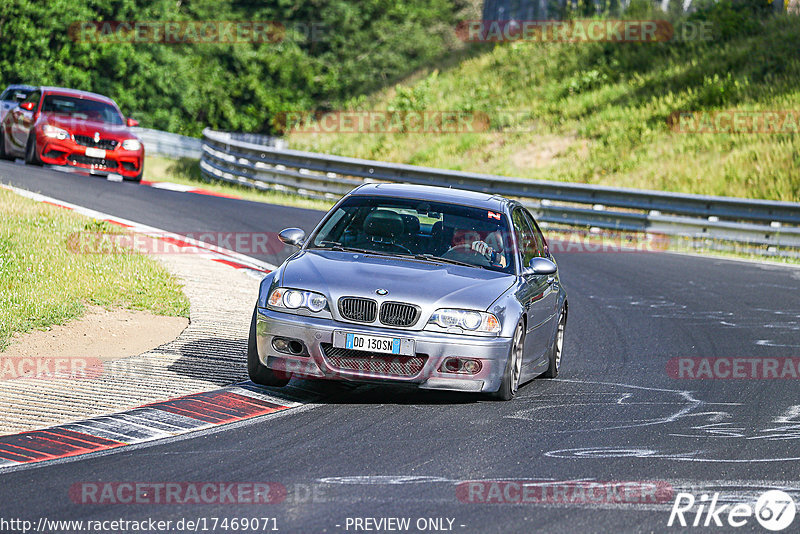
[2,161,799,533]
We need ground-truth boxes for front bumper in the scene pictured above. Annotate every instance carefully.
[256,308,512,393]
[38,138,143,178]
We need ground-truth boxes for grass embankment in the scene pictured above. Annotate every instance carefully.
[288,8,800,202]
[0,188,189,351]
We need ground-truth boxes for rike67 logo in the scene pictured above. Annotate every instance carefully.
[668,490,796,531]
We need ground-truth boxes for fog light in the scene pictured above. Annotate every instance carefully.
[440,357,482,375]
[443,358,461,373]
[462,359,482,374]
[272,337,307,356]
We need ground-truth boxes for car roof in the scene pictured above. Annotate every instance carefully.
[349,183,509,211]
[3,84,36,92]
[38,86,117,105]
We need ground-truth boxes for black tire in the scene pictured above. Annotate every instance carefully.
[491,319,525,401]
[24,134,41,166]
[247,307,291,387]
[0,129,12,161]
[123,161,144,182]
[541,307,566,379]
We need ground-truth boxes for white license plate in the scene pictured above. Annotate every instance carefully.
[345,333,401,354]
[85,147,106,159]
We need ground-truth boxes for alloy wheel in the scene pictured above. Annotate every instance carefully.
[554,312,565,372]
[510,323,524,393]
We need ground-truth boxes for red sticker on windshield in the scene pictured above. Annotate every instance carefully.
[488,211,501,220]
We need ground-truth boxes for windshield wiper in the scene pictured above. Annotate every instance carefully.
[409,253,483,269]
[313,241,395,256]
[314,242,482,267]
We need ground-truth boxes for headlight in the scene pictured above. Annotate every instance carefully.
[122,139,141,150]
[428,309,501,333]
[42,124,69,140]
[307,293,327,312]
[268,287,328,312]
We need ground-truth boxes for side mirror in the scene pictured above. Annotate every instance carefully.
[278,227,305,248]
[522,257,557,276]
[126,117,139,127]
[19,102,35,111]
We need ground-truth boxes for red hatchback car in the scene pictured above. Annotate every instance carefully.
[0,86,144,181]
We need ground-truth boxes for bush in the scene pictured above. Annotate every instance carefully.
[0,0,464,136]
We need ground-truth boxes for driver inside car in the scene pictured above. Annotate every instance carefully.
[444,229,508,268]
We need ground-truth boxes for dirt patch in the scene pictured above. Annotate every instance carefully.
[3,306,188,361]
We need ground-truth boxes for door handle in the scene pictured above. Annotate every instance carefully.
[547,276,555,284]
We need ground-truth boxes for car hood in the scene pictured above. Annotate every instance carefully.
[279,249,515,311]
[43,115,135,140]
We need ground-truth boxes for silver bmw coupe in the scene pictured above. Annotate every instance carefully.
[248,183,568,400]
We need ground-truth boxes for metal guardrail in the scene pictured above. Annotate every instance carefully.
[131,128,286,160]
[200,128,800,253]
[132,127,203,159]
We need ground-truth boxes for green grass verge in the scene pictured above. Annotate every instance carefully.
[144,155,332,211]
[0,188,190,351]
[287,10,800,202]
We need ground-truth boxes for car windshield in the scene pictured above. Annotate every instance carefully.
[1,88,33,102]
[41,95,124,125]
[309,195,515,274]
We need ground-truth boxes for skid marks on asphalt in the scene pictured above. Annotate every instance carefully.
[516,379,800,463]
[588,294,800,346]
[505,379,716,429]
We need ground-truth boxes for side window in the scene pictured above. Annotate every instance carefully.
[22,91,40,109]
[512,208,539,267]
[523,210,547,258]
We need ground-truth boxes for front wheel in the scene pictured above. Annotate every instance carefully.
[247,307,291,387]
[24,134,41,166]
[541,307,566,379]
[491,319,525,401]
[124,161,144,182]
